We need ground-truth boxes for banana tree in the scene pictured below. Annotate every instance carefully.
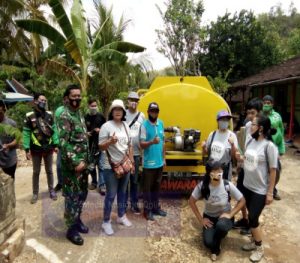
[16,0,145,91]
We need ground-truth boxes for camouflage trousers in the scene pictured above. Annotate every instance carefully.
[61,163,88,228]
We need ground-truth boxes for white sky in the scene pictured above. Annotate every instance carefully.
[82,0,300,70]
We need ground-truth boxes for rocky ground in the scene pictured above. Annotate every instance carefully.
[13,146,300,263]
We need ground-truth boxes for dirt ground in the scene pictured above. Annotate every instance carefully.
[13,146,300,263]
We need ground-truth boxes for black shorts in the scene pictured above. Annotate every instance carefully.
[243,187,266,228]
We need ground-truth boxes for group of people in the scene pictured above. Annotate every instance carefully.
[2,84,166,245]
[191,95,284,262]
[0,86,285,262]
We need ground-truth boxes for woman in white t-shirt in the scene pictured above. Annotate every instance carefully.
[202,110,238,180]
[99,99,134,236]
[237,113,278,262]
[189,161,245,261]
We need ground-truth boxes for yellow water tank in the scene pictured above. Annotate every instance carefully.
[138,76,231,175]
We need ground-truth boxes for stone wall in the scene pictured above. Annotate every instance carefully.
[0,172,25,263]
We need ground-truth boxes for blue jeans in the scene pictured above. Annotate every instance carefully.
[56,150,62,185]
[98,152,105,187]
[90,151,105,186]
[103,169,130,222]
[203,214,233,255]
[126,155,140,208]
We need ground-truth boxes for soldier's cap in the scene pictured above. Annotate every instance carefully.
[148,102,159,111]
[263,95,273,102]
[109,99,126,113]
[127,91,139,100]
[216,110,232,120]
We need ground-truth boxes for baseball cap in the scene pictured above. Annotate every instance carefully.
[216,110,232,120]
[148,102,159,111]
[127,92,140,100]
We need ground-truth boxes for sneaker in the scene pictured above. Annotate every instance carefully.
[233,218,249,229]
[211,254,217,261]
[144,211,155,221]
[99,185,106,196]
[273,193,281,200]
[131,206,141,215]
[153,209,167,217]
[117,215,132,227]
[54,184,62,192]
[242,242,256,251]
[30,194,38,204]
[102,221,114,236]
[50,190,57,201]
[250,245,264,262]
[88,184,97,190]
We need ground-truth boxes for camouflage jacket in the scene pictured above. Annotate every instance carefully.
[56,106,89,169]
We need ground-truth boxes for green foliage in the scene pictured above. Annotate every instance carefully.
[207,70,231,96]
[257,3,300,58]
[117,91,129,102]
[0,65,31,81]
[6,102,32,130]
[200,10,283,83]
[287,28,300,56]
[156,0,204,76]
[0,123,22,144]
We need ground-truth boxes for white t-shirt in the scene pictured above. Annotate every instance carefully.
[125,110,145,156]
[243,139,278,195]
[207,130,238,164]
[192,180,243,218]
[98,121,132,169]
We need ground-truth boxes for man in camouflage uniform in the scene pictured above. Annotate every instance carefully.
[56,84,89,246]
[23,93,59,204]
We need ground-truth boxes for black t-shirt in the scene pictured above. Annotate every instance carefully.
[85,112,106,151]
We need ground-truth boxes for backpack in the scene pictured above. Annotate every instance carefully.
[223,179,231,202]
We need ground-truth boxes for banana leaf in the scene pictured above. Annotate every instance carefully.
[71,0,88,60]
[100,41,145,53]
[92,49,128,65]
[15,19,66,49]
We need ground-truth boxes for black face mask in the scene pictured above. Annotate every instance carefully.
[148,115,157,123]
[69,98,81,108]
[251,129,260,140]
[38,101,46,111]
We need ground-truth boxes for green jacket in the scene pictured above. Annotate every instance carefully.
[56,105,89,168]
[267,109,285,155]
[22,110,59,153]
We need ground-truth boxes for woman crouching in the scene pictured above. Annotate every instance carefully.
[189,161,245,261]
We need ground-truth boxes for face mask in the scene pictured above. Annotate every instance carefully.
[210,172,222,181]
[129,101,137,110]
[148,115,157,123]
[251,129,260,140]
[38,101,46,111]
[263,105,272,112]
[218,120,229,130]
[89,107,98,115]
[69,98,81,108]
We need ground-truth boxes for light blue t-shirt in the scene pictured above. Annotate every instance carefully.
[140,119,164,169]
